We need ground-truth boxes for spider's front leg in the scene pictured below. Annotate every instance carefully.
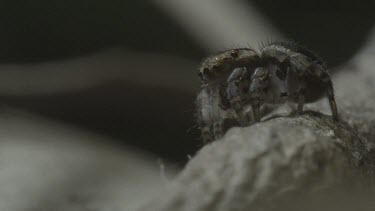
[199,123,211,143]
[226,67,252,126]
[313,65,339,121]
[198,119,224,142]
[289,60,308,115]
[249,67,271,122]
[196,86,228,142]
[297,74,307,115]
[275,58,291,99]
[196,88,213,143]
[213,121,224,140]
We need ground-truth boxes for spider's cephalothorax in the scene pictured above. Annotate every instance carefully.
[196,41,338,142]
[195,48,259,143]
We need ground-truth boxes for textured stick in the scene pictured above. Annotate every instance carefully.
[139,113,374,211]
[138,32,375,211]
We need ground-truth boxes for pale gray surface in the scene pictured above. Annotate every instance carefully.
[138,31,375,211]
[0,110,175,211]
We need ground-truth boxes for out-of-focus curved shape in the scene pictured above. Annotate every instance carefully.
[153,0,282,51]
[0,109,176,211]
[0,49,198,96]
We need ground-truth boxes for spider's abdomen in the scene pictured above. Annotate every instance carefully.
[261,41,330,103]
[265,41,326,66]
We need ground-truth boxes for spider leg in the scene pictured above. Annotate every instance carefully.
[226,67,252,126]
[218,82,231,110]
[231,98,250,126]
[275,58,290,96]
[319,70,339,121]
[251,98,261,122]
[213,121,224,140]
[196,88,215,143]
[297,75,306,115]
[200,125,212,143]
[326,84,338,121]
[248,67,270,122]
[304,62,338,121]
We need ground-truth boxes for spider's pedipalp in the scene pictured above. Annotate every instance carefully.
[196,84,233,142]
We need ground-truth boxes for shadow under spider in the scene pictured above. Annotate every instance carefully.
[262,110,332,122]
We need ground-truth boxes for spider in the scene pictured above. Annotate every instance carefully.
[196,41,338,142]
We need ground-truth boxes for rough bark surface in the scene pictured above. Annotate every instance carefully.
[138,34,375,211]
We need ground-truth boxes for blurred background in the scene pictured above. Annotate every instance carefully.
[0,0,374,164]
[0,0,374,209]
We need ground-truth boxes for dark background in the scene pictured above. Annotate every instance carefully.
[0,0,374,165]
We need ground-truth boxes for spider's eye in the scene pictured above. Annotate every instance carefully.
[202,67,210,74]
[230,51,239,58]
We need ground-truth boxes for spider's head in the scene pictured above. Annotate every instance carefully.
[198,48,258,83]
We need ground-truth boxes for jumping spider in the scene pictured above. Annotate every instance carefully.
[196,41,338,143]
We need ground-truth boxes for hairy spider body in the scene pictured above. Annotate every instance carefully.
[196,48,259,142]
[196,41,338,142]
